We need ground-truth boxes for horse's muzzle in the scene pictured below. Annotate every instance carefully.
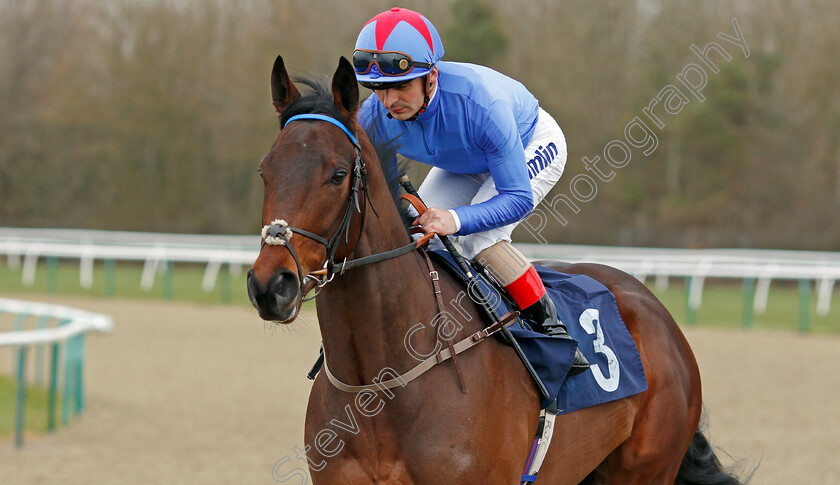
[247,267,301,322]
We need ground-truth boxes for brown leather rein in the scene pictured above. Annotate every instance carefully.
[263,114,516,393]
[260,115,432,299]
[322,192,518,394]
[306,193,430,281]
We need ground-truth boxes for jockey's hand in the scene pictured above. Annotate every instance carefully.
[413,207,457,237]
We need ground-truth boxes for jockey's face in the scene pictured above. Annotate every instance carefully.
[374,68,437,121]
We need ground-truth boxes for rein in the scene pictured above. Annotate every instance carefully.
[260,109,554,485]
[261,113,517,399]
[260,113,431,297]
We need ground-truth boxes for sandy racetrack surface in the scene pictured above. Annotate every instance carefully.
[3,296,839,484]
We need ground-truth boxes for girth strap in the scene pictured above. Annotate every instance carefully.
[323,311,519,393]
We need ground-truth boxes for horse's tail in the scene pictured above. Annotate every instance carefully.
[674,428,751,485]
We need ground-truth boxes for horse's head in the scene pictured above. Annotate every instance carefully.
[247,56,369,323]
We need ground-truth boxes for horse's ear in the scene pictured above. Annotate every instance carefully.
[331,56,359,118]
[271,56,300,116]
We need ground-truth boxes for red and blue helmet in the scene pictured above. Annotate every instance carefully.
[353,8,445,86]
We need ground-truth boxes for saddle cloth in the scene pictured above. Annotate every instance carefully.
[428,250,648,412]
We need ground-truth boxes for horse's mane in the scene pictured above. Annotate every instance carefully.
[283,76,411,229]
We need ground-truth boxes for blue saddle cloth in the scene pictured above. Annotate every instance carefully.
[429,250,647,412]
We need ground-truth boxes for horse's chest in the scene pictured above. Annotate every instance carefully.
[315,459,413,484]
[307,417,479,484]
[305,358,532,483]
[316,451,473,484]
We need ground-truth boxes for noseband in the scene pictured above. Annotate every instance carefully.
[260,113,375,296]
[260,113,436,301]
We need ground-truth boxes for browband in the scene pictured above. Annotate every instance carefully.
[284,114,359,147]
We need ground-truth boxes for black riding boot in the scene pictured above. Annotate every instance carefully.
[520,293,590,376]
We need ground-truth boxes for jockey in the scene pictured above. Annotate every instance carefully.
[355,8,588,374]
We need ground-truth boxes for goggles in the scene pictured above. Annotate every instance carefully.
[353,49,433,76]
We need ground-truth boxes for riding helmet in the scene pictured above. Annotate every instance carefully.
[354,7,444,87]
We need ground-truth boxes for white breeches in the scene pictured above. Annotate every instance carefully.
[416,107,567,259]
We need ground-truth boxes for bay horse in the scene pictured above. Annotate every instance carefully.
[247,56,743,484]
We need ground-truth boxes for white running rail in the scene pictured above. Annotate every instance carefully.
[1,227,838,315]
[0,297,113,448]
[0,299,114,346]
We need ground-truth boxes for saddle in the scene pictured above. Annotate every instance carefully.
[425,249,580,407]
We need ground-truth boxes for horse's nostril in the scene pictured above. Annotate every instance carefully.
[246,269,260,308]
[271,270,300,304]
[247,267,300,321]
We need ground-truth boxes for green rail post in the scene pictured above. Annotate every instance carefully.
[15,346,28,448]
[75,334,85,414]
[220,264,231,304]
[61,320,74,425]
[47,256,59,294]
[13,313,27,377]
[685,277,697,325]
[163,261,174,300]
[742,278,756,328]
[14,313,27,331]
[798,279,811,333]
[35,315,50,386]
[48,342,60,432]
[105,259,117,297]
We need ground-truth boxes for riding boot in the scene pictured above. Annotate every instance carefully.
[519,293,590,376]
[475,242,589,376]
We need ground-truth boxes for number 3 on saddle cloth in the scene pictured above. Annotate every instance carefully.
[428,250,648,411]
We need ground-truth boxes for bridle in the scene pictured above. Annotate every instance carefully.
[259,115,527,426]
[260,113,432,300]
[260,114,515,399]
[260,113,371,298]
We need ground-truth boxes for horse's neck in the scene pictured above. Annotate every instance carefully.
[316,201,440,385]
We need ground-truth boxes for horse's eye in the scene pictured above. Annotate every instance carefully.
[331,169,348,185]
[257,167,263,178]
